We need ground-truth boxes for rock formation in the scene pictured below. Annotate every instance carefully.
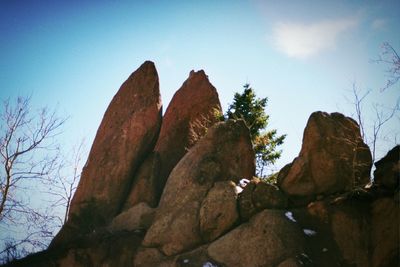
[6,62,399,267]
[141,119,254,256]
[52,61,162,245]
[371,197,399,267]
[108,202,155,233]
[278,111,372,204]
[239,177,288,221]
[373,145,399,190]
[123,70,221,209]
[207,209,305,267]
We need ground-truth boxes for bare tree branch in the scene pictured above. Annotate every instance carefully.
[372,42,400,91]
[349,84,399,164]
[0,96,66,261]
[350,82,370,142]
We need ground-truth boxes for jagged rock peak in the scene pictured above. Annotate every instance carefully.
[189,69,206,77]
[52,61,162,246]
[123,68,222,209]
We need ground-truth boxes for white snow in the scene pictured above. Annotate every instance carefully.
[284,211,297,222]
[203,262,218,267]
[303,229,317,236]
[239,178,250,187]
[235,186,244,194]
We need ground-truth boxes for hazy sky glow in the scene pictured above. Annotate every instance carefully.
[1,0,399,171]
[273,17,358,58]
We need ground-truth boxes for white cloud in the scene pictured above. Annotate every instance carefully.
[272,17,358,59]
[371,18,386,30]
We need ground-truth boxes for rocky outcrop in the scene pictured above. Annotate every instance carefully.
[108,202,155,232]
[134,247,172,267]
[371,197,399,267]
[52,61,162,245]
[239,178,288,220]
[373,145,399,190]
[207,209,305,267]
[124,70,222,209]
[9,63,399,267]
[330,205,370,266]
[278,112,372,203]
[199,181,239,242]
[142,119,254,256]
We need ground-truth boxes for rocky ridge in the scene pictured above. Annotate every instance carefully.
[6,62,399,267]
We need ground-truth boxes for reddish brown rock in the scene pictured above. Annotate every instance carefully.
[239,178,288,221]
[108,202,155,232]
[238,178,258,221]
[54,61,162,244]
[253,181,288,209]
[134,247,172,267]
[307,201,329,223]
[373,145,399,190]
[207,209,305,267]
[277,258,301,267]
[142,119,255,256]
[174,246,218,267]
[199,181,239,242]
[331,208,370,266]
[123,152,161,208]
[124,70,222,209]
[57,231,143,267]
[371,197,399,267]
[278,112,372,200]
[134,246,218,267]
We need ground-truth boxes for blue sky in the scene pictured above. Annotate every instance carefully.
[1,0,399,171]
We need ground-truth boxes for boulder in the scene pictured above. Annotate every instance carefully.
[207,209,305,267]
[306,201,329,223]
[330,208,370,266]
[124,70,222,209]
[142,119,255,256]
[174,246,219,267]
[373,145,399,190]
[253,181,288,209]
[134,247,172,267]
[239,178,287,221]
[57,231,143,267]
[278,112,372,201]
[199,181,239,242]
[108,202,155,232]
[277,258,301,267]
[283,199,371,267]
[53,61,162,244]
[134,246,219,267]
[237,178,258,220]
[371,197,399,267]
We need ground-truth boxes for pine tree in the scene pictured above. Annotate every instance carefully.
[226,84,286,178]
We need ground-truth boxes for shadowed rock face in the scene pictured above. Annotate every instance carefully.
[371,197,399,267]
[123,70,222,209]
[278,112,372,202]
[142,119,255,256]
[373,145,399,190]
[53,61,162,244]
